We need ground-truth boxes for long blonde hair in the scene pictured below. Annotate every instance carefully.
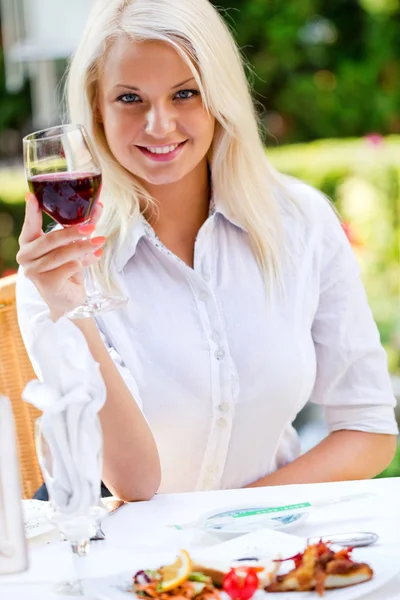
[66,0,300,291]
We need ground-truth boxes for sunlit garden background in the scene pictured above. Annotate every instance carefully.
[0,0,399,473]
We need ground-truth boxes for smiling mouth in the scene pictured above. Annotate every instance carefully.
[136,140,187,161]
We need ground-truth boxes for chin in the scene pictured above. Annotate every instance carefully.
[139,174,183,186]
[133,166,189,187]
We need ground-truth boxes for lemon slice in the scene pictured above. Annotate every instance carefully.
[160,549,192,591]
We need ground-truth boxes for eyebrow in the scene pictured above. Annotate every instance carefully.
[114,77,196,91]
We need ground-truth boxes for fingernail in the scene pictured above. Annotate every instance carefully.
[97,201,104,208]
[90,236,106,246]
[94,248,104,258]
[78,223,96,234]
[25,191,33,202]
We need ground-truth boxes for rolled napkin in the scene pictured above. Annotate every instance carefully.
[23,317,107,518]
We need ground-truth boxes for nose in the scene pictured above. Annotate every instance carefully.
[145,103,177,138]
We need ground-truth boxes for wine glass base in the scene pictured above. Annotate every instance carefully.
[66,295,128,319]
[53,580,85,596]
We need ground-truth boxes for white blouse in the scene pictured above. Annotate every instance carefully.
[17,181,398,494]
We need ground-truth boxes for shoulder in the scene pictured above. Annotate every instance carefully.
[279,175,339,227]
[275,175,348,259]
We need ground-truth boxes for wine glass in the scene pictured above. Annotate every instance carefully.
[23,124,128,318]
[35,417,107,596]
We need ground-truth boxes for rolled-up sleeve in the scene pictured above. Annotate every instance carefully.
[309,199,398,435]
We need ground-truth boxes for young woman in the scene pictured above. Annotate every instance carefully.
[16,0,397,501]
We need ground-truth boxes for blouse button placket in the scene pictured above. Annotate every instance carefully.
[144,215,238,492]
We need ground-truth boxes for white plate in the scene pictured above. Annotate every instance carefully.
[202,505,310,536]
[171,504,311,541]
[194,528,305,562]
[84,529,399,600]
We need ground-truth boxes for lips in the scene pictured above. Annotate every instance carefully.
[136,140,187,162]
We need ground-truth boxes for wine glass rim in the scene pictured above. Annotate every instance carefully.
[23,123,87,143]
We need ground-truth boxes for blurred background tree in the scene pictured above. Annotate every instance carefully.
[212,0,400,143]
[0,47,30,159]
[1,1,400,145]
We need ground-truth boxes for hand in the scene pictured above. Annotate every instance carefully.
[17,192,106,319]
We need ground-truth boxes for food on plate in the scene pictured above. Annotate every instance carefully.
[132,550,220,600]
[222,567,259,600]
[158,549,192,592]
[191,556,280,588]
[131,543,373,599]
[131,551,277,600]
[265,541,374,596]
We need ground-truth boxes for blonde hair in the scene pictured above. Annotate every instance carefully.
[66,0,301,292]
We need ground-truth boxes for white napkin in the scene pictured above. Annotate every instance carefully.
[23,317,106,517]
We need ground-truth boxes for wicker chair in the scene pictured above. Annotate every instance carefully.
[0,274,43,498]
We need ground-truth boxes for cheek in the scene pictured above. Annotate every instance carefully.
[199,116,215,148]
[188,111,215,145]
[103,107,141,147]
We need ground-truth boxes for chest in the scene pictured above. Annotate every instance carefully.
[99,220,320,407]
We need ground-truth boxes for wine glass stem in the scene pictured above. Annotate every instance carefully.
[84,265,104,301]
[71,538,90,557]
[66,539,90,595]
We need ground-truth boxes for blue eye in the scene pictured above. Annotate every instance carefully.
[117,93,141,103]
[174,89,199,100]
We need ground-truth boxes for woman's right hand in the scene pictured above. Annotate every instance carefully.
[17,192,106,320]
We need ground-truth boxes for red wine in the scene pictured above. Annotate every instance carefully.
[28,172,102,226]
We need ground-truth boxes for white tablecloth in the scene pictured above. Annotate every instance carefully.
[2,478,400,599]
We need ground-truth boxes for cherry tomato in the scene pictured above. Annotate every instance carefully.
[222,568,259,600]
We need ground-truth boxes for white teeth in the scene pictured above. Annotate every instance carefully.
[145,144,180,155]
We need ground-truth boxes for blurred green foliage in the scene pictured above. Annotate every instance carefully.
[0,49,30,137]
[212,0,400,143]
[377,444,400,478]
[1,1,400,145]
[376,443,400,478]
[0,169,51,276]
[0,169,25,276]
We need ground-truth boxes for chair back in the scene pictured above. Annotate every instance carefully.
[0,274,43,498]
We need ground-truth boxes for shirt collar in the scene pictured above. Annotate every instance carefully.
[114,214,146,272]
[213,197,247,232]
[113,198,246,272]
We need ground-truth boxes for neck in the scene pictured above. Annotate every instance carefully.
[140,160,211,266]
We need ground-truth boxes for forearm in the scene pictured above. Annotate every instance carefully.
[72,318,161,502]
[246,430,397,488]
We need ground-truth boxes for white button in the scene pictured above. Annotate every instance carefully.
[199,291,208,301]
[218,402,230,413]
[207,465,218,475]
[203,477,214,488]
[215,348,225,360]
[212,331,221,342]
[217,418,228,428]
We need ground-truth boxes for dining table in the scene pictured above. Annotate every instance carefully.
[2,477,400,599]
